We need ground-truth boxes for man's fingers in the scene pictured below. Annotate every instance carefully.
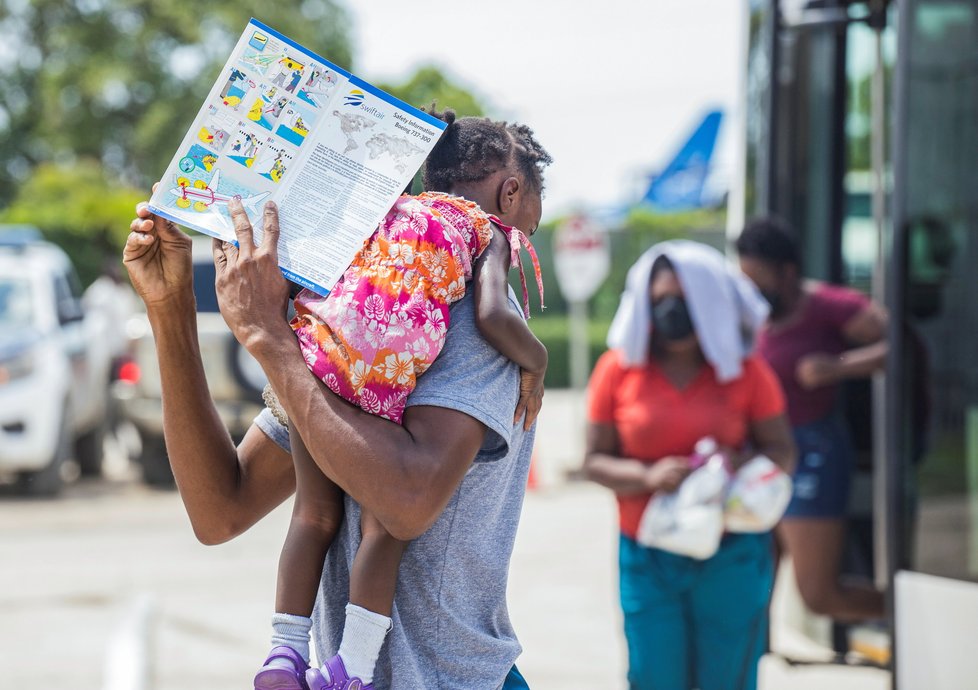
[228,197,254,259]
[130,217,154,234]
[136,198,184,241]
[123,228,155,262]
[260,201,280,260]
[124,230,153,251]
[211,238,228,273]
[222,240,239,264]
[513,397,528,425]
[523,398,542,431]
[153,213,184,241]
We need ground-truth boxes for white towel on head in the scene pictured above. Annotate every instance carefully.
[606,240,769,383]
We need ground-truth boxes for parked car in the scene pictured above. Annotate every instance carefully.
[0,227,113,495]
[112,237,268,486]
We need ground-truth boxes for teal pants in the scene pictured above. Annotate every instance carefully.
[502,665,529,689]
[619,533,773,690]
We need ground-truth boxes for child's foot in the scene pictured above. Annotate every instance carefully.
[305,654,373,690]
[254,645,311,690]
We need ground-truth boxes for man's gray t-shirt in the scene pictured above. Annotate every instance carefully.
[255,289,534,689]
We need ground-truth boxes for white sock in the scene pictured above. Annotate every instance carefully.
[270,612,313,665]
[335,603,392,684]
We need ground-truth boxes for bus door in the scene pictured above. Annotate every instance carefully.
[888,1,978,687]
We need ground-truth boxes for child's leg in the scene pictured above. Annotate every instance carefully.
[259,422,343,688]
[277,422,345,617]
[324,511,406,685]
[350,510,406,616]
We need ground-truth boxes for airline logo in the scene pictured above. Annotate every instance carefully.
[343,89,365,107]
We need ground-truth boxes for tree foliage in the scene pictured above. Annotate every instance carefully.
[0,1,353,206]
[1,161,144,285]
[376,66,486,117]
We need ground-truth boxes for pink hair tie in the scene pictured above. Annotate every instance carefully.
[490,215,545,319]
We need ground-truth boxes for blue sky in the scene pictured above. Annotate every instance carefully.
[348,1,744,220]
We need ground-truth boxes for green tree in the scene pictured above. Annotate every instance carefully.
[0,1,352,206]
[1,161,144,285]
[377,66,485,116]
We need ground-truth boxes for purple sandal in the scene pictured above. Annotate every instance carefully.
[254,645,311,690]
[305,654,373,690]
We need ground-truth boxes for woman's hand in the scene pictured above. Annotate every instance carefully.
[514,367,545,431]
[795,353,840,390]
[123,186,194,309]
[643,457,691,493]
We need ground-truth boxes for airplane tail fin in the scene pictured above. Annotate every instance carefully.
[241,191,271,212]
[641,110,723,211]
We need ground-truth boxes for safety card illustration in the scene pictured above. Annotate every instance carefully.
[149,19,446,295]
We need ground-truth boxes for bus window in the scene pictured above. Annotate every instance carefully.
[744,0,776,219]
[842,9,897,295]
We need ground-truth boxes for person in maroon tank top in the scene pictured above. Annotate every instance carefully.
[736,217,886,622]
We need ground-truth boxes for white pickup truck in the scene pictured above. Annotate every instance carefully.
[0,229,113,495]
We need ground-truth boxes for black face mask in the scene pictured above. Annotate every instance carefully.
[761,290,784,319]
[651,295,695,342]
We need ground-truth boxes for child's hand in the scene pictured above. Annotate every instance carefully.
[514,368,546,431]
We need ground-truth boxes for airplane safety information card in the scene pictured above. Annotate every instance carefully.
[149,19,446,296]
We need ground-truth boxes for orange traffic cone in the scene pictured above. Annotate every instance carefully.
[527,453,539,490]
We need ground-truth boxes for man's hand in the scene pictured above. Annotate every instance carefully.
[213,198,291,358]
[643,457,691,493]
[123,184,194,308]
[514,367,545,431]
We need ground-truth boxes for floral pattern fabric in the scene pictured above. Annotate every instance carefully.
[290,192,495,424]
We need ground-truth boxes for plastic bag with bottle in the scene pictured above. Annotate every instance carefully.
[724,454,793,533]
[635,438,728,560]
[636,438,794,558]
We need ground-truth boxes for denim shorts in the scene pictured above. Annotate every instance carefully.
[783,414,854,519]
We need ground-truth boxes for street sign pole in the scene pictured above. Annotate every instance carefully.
[568,298,589,391]
[553,215,610,390]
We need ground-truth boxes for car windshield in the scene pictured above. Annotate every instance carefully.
[0,277,34,328]
[192,262,220,313]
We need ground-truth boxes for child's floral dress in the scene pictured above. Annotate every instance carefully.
[290,192,542,424]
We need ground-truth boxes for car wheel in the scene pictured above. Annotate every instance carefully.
[138,434,175,488]
[17,411,70,496]
[75,420,106,477]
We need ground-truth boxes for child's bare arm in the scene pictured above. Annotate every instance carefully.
[473,229,548,429]
[473,229,547,371]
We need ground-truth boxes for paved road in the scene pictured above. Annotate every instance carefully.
[0,471,889,689]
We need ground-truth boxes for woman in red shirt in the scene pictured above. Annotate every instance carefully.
[586,241,795,690]
[736,218,886,622]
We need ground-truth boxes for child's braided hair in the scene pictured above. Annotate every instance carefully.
[422,105,553,194]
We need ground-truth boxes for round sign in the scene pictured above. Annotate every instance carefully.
[553,215,610,302]
[178,157,196,173]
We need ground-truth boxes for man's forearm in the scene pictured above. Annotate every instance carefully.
[148,297,250,541]
[254,329,483,540]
